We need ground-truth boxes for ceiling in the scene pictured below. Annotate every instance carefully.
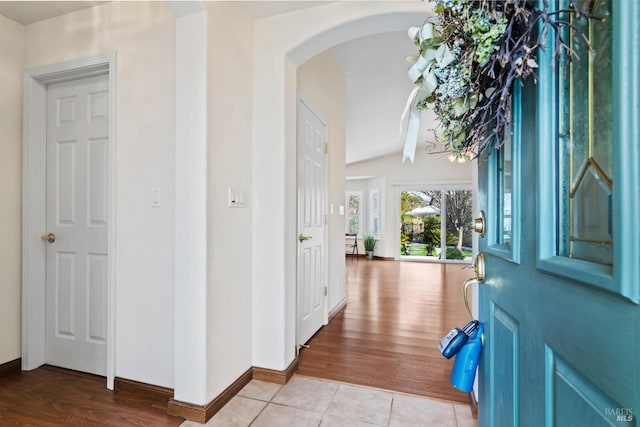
[0,1,333,24]
[0,1,433,164]
[0,1,107,25]
[242,1,333,19]
[332,31,437,164]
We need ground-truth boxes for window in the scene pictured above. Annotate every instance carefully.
[496,139,512,248]
[345,192,362,236]
[558,0,612,266]
[369,189,380,239]
[400,189,473,261]
[536,0,620,295]
[487,82,521,264]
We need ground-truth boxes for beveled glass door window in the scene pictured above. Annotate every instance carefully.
[496,135,512,249]
[558,0,613,266]
[486,82,521,264]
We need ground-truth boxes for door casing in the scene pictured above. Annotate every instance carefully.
[22,53,117,389]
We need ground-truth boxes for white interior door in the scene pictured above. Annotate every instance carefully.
[297,99,327,347]
[44,74,109,376]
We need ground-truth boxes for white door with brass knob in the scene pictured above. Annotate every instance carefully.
[296,99,328,348]
[44,74,109,376]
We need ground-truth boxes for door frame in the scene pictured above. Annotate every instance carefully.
[22,53,117,388]
[295,96,329,350]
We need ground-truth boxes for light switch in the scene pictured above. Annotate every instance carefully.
[339,205,345,215]
[151,189,161,207]
[228,187,246,208]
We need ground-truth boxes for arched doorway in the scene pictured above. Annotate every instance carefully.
[251,0,434,374]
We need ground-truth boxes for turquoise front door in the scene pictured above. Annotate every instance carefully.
[477,1,639,425]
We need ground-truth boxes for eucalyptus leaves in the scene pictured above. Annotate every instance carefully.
[401,0,602,162]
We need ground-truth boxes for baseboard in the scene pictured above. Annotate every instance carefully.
[124,357,299,424]
[114,376,174,400]
[0,358,21,378]
[348,254,394,261]
[373,255,394,261]
[328,298,347,321]
[468,390,478,419]
[167,367,253,423]
[252,356,299,385]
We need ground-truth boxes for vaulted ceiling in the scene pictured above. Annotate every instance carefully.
[332,30,437,164]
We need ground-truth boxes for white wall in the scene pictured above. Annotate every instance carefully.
[9,0,468,401]
[346,148,472,258]
[204,2,254,400]
[24,2,176,387]
[0,14,24,365]
[297,49,347,313]
[173,7,208,405]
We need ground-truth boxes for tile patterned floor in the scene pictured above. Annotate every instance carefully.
[180,375,477,427]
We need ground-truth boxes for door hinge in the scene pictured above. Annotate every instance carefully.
[324,286,328,297]
[324,143,328,154]
[323,214,327,225]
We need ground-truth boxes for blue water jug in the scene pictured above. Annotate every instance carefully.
[450,322,483,393]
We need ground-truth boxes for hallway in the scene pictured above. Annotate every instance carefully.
[297,259,474,403]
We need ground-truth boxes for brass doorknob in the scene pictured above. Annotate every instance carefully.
[471,211,485,237]
[41,233,56,243]
[299,234,312,243]
[463,252,485,318]
[473,251,485,281]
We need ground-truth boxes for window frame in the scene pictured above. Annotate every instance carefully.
[536,0,639,302]
[486,83,522,264]
[369,189,381,239]
[345,191,363,237]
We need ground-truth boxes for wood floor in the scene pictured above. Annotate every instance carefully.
[0,365,183,426]
[297,258,474,403]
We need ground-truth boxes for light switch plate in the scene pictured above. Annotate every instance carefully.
[152,189,161,207]
[228,187,246,208]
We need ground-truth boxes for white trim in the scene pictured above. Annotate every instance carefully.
[22,53,117,389]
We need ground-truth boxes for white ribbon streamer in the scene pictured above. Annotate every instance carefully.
[401,22,449,163]
[403,106,421,163]
[399,87,421,163]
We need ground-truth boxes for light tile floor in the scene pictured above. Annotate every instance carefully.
[180,375,477,427]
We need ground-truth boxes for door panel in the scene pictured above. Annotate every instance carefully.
[478,2,639,425]
[297,99,327,347]
[489,303,519,427]
[45,74,109,376]
[55,252,76,337]
[88,138,108,226]
[547,347,623,427]
[87,253,108,343]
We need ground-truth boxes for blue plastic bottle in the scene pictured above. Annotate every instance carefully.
[450,323,483,393]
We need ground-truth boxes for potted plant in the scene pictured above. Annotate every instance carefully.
[364,235,376,260]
